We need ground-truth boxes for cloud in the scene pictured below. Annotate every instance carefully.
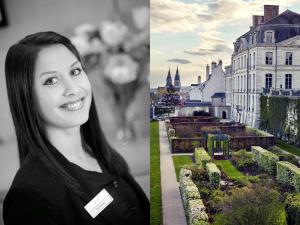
[167,58,191,64]
[151,0,299,33]
[151,49,163,55]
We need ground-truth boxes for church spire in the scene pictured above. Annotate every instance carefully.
[174,66,181,92]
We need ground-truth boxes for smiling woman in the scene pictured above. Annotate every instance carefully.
[3,31,149,225]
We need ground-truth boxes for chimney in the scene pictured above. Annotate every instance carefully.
[198,75,201,85]
[252,15,264,27]
[206,64,209,80]
[218,59,223,68]
[211,61,217,71]
[264,5,279,22]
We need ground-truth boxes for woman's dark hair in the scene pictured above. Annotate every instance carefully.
[5,31,129,193]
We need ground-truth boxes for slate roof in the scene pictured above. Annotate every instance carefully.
[184,101,212,107]
[234,9,300,54]
[211,92,225,98]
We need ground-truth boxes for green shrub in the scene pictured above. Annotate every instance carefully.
[206,162,221,189]
[231,149,255,171]
[285,193,300,225]
[194,147,212,168]
[168,128,175,138]
[201,126,221,134]
[277,161,300,192]
[251,146,279,176]
[213,186,286,225]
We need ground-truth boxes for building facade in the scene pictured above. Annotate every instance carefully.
[230,5,300,128]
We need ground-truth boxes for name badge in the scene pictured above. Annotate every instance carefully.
[84,189,114,218]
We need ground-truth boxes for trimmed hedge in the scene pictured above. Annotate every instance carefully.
[206,162,221,188]
[277,161,300,192]
[251,146,279,176]
[285,193,300,225]
[179,168,209,225]
[187,199,208,225]
[194,147,211,168]
[246,126,272,137]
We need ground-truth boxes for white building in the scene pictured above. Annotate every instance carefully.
[184,60,226,103]
[229,5,300,128]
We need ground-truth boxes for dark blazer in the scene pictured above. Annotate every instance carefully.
[3,150,149,225]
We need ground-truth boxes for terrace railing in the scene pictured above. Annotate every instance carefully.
[170,137,206,153]
[169,116,213,124]
[230,136,275,151]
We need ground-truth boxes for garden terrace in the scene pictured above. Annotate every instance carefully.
[174,147,299,224]
[169,116,213,123]
[170,137,206,153]
[168,127,275,154]
[230,131,275,151]
[169,122,245,138]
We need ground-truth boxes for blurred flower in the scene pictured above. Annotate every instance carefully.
[132,6,150,31]
[71,5,149,144]
[74,23,97,37]
[103,54,138,84]
[100,21,128,47]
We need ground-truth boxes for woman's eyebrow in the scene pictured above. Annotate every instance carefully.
[70,61,80,67]
[40,71,57,77]
[39,61,80,77]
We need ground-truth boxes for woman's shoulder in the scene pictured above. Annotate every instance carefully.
[7,155,65,201]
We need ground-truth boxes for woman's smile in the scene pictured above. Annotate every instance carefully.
[60,97,86,111]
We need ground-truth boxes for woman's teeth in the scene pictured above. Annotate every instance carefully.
[61,98,84,111]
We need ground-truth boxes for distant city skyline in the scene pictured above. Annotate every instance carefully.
[150,0,300,88]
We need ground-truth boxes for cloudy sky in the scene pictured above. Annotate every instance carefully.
[150,0,300,88]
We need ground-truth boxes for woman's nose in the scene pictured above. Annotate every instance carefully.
[63,78,80,97]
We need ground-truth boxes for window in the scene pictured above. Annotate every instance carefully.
[264,30,274,43]
[253,74,255,91]
[253,52,255,68]
[286,52,292,65]
[266,52,273,65]
[238,58,240,69]
[249,74,251,90]
[265,74,272,89]
[249,54,252,69]
[241,57,243,69]
[244,55,246,68]
[285,74,292,89]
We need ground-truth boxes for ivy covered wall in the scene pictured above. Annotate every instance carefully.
[260,96,300,145]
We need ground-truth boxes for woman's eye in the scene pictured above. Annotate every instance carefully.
[43,77,58,85]
[71,68,82,76]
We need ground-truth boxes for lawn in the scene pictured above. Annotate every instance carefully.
[172,155,193,181]
[214,160,245,179]
[276,139,300,157]
[150,121,162,225]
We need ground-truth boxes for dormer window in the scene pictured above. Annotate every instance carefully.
[264,30,275,44]
[253,32,257,44]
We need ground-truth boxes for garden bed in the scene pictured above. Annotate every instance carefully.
[176,147,300,225]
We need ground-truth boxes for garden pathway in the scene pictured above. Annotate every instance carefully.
[159,121,187,225]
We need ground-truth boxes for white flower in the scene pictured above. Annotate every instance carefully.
[74,23,97,37]
[100,20,128,47]
[132,6,149,31]
[70,35,91,56]
[104,54,138,84]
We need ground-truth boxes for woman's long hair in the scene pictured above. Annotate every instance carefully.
[5,31,129,193]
